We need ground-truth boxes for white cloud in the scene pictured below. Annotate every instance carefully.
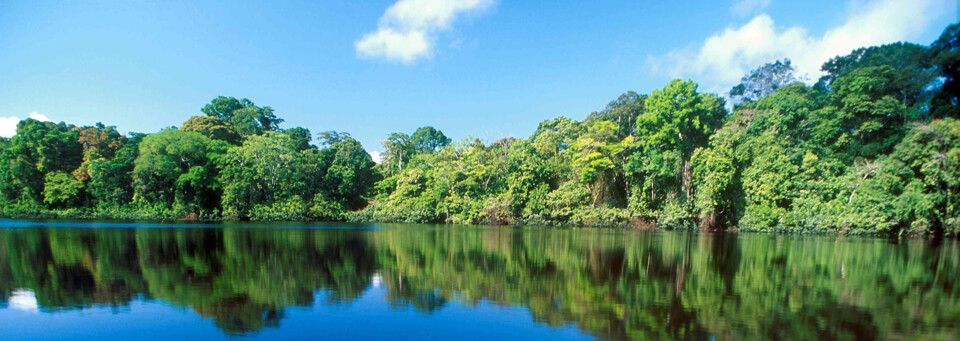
[731,0,771,17]
[355,0,495,63]
[0,112,52,137]
[369,150,383,164]
[28,112,50,122]
[356,28,432,63]
[0,117,18,137]
[650,0,951,92]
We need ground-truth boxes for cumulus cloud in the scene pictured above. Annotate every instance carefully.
[369,150,383,164]
[28,112,50,122]
[650,0,951,91]
[0,117,18,137]
[355,0,495,63]
[0,112,52,137]
[731,0,771,17]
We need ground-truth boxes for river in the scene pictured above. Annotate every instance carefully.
[0,219,957,340]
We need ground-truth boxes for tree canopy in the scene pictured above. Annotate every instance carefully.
[1,23,959,237]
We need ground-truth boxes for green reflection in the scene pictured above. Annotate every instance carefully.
[0,226,958,340]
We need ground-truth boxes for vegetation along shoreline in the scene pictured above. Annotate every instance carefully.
[2,24,959,238]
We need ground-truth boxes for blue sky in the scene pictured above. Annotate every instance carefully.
[0,0,956,157]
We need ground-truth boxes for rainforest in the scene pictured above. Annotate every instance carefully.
[2,24,959,237]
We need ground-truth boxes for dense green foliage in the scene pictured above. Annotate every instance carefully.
[0,97,379,221]
[357,24,960,236]
[1,225,957,339]
[1,24,959,235]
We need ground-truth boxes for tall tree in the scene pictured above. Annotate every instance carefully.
[133,128,229,212]
[319,136,380,210]
[42,171,84,208]
[86,133,143,206]
[218,132,316,218]
[410,126,451,152]
[181,116,241,145]
[0,119,83,203]
[831,65,909,158]
[572,120,633,207]
[931,23,960,119]
[818,43,937,112]
[382,132,413,171]
[586,91,646,139]
[73,123,126,185]
[317,131,351,148]
[729,59,797,105]
[201,97,283,136]
[635,79,726,200]
[283,127,312,152]
[13,119,83,175]
[888,118,960,234]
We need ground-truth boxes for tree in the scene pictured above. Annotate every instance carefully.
[13,119,83,175]
[379,127,451,173]
[818,43,937,112]
[634,79,726,202]
[319,136,380,210]
[218,132,317,219]
[729,59,797,105]
[0,119,83,203]
[317,131,351,148]
[690,128,742,230]
[586,91,646,139]
[931,23,960,118]
[133,128,229,213]
[831,65,909,158]
[0,137,15,203]
[201,97,283,136]
[43,171,84,208]
[86,133,143,206]
[73,123,127,186]
[283,127,312,152]
[181,116,241,144]
[410,126,451,152]
[530,117,582,157]
[572,120,632,207]
[75,123,125,160]
[200,96,245,119]
[382,132,413,171]
[888,118,960,234]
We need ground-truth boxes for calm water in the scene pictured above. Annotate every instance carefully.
[0,220,958,340]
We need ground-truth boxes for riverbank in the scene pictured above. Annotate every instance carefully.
[2,205,947,239]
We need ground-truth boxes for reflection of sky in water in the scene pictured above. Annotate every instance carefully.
[9,289,38,313]
[0,285,590,341]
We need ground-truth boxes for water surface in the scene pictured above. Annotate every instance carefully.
[0,219,957,340]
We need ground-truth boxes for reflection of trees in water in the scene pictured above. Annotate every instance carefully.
[372,229,960,341]
[371,228,715,340]
[0,228,144,309]
[193,296,284,335]
[0,227,958,340]
[0,227,377,335]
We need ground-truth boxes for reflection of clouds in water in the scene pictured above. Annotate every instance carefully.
[372,274,382,288]
[9,289,38,313]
